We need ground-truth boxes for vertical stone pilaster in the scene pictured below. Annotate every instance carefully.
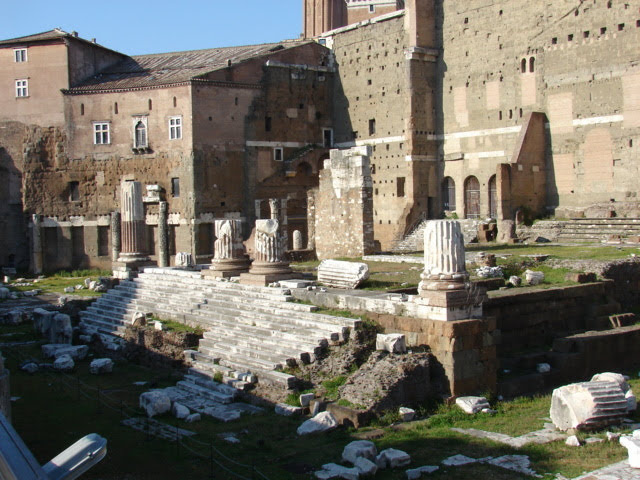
[31,214,43,275]
[280,198,289,250]
[158,201,169,267]
[307,189,316,250]
[111,211,121,262]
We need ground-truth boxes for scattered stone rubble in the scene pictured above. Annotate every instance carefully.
[89,358,113,374]
[475,266,503,279]
[619,430,640,468]
[338,351,435,413]
[298,411,338,435]
[524,270,545,286]
[455,396,491,415]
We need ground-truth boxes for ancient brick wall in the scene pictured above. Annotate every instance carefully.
[438,0,640,217]
[314,146,375,259]
[367,312,498,397]
[0,122,29,270]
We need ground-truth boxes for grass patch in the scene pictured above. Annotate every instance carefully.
[8,269,112,297]
[467,243,636,261]
[2,319,638,480]
[321,375,347,401]
[151,317,204,335]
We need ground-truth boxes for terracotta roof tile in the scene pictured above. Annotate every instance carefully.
[67,40,310,92]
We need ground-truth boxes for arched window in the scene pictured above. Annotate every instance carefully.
[521,58,527,73]
[464,176,480,219]
[134,121,147,148]
[488,175,497,219]
[442,177,456,212]
[529,57,535,73]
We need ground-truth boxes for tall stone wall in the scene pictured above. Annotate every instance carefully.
[314,146,375,259]
[438,0,640,217]
[0,122,29,270]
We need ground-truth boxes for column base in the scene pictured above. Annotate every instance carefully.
[414,283,487,321]
[113,256,153,280]
[202,257,251,279]
[239,271,298,287]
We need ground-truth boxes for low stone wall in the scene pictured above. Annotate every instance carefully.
[484,282,617,355]
[121,326,201,370]
[358,312,497,397]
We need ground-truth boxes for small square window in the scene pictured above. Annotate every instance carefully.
[369,4,375,13]
[583,31,589,38]
[274,147,283,161]
[171,178,180,197]
[15,79,28,97]
[14,49,27,62]
[93,123,110,144]
[169,116,182,140]
[601,27,607,34]
[568,34,574,41]
[618,23,625,31]
[551,37,558,44]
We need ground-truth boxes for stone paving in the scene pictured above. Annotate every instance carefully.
[571,460,637,480]
[451,424,567,448]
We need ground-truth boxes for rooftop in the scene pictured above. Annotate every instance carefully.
[66,39,312,92]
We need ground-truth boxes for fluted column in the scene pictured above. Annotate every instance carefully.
[204,219,250,278]
[117,181,148,262]
[419,220,468,292]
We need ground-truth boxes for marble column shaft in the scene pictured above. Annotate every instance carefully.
[111,211,121,261]
[158,201,169,267]
[119,181,146,257]
[31,214,43,275]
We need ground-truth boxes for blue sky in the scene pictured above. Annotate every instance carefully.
[3,0,303,55]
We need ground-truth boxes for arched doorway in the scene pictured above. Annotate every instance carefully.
[464,176,480,219]
[488,175,497,219]
[442,177,456,212]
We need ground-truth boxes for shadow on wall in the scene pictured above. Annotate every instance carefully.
[0,145,28,271]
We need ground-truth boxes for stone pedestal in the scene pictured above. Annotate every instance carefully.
[202,219,250,278]
[240,219,296,286]
[415,220,486,321]
[113,181,151,279]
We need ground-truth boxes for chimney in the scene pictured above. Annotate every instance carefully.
[72,31,78,37]
[91,38,97,43]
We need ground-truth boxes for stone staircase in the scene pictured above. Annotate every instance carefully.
[80,267,360,390]
[529,218,640,243]
[391,219,482,252]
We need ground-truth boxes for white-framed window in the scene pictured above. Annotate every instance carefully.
[15,79,28,98]
[93,122,110,145]
[134,121,147,147]
[369,4,375,13]
[169,116,182,140]
[14,49,27,63]
[274,147,283,161]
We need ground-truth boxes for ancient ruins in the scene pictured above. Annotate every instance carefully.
[1,0,640,477]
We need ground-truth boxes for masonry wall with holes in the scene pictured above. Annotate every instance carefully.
[439,0,640,219]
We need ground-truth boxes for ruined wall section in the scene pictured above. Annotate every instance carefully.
[327,14,416,249]
[0,122,29,269]
[439,0,640,218]
[314,146,375,259]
